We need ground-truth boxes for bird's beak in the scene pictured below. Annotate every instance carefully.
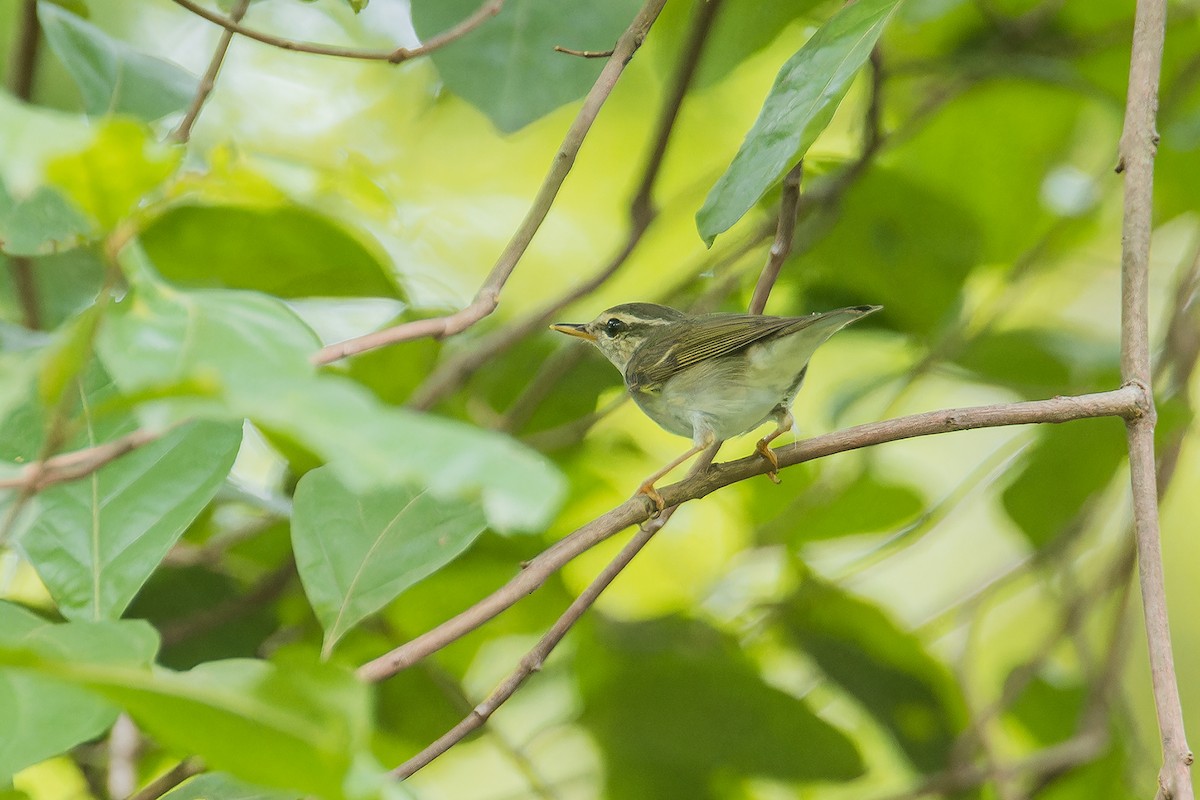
[550,323,596,342]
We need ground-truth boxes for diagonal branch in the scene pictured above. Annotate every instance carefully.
[356,384,1146,681]
[1116,0,1194,796]
[313,0,669,365]
[170,0,251,143]
[406,0,726,410]
[167,0,503,63]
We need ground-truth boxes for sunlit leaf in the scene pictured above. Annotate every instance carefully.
[17,418,242,620]
[45,119,180,230]
[696,0,901,244]
[780,576,965,771]
[38,3,198,121]
[411,0,643,133]
[293,466,487,656]
[0,603,158,779]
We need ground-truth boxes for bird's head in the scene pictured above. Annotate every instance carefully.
[551,303,686,373]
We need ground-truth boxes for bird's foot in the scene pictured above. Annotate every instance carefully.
[636,482,666,518]
[755,439,782,484]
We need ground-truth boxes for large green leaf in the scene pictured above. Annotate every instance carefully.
[161,773,301,800]
[954,328,1120,399]
[0,651,369,800]
[17,418,242,620]
[696,0,902,244]
[578,617,863,799]
[293,466,487,657]
[140,205,401,299]
[95,252,565,530]
[38,3,198,121]
[1001,419,1127,548]
[411,0,643,133]
[0,603,159,780]
[780,577,965,772]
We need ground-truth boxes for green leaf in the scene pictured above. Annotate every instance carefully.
[17,418,242,620]
[45,118,181,230]
[780,576,965,772]
[954,328,1120,398]
[578,617,863,799]
[0,180,92,256]
[800,168,982,334]
[161,773,301,800]
[37,3,198,121]
[1001,419,1127,548]
[140,205,401,299]
[293,466,487,657]
[0,652,368,800]
[95,254,565,531]
[0,602,158,780]
[696,0,902,244]
[411,0,643,133]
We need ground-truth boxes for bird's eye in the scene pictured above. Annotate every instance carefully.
[604,318,626,336]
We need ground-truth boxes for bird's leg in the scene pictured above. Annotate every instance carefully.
[635,435,715,517]
[754,410,794,484]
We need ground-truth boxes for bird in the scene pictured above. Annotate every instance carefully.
[551,302,881,512]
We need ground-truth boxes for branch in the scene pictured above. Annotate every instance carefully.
[0,427,166,491]
[1116,0,1194,795]
[313,0,669,365]
[357,385,1145,681]
[394,0,725,410]
[126,758,205,800]
[747,160,803,314]
[7,0,43,330]
[392,447,713,779]
[167,0,503,63]
[170,0,251,144]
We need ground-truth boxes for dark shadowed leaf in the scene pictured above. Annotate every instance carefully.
[411,0,643,133]
[578,616,863,798]
[1001,419,1127,548]
[696,0,901,244]
[780,577,965,771]
[0,180,91,256]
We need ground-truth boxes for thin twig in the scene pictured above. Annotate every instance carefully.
[167,0,503,63]
[0,427,167,491]
[170,0,251,143]
[748,161,803,314]
[6,0,43,330]
[404,0,724,410]
[125,758,205,800]
[357,385,1145,681]
[1116,0,1194,795]
[313,0,668,365]
[553,45,614,58]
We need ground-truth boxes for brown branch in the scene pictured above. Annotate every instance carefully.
[170,0,251,144]
[394,513,666,779]
[400,0,724,410]
[553,45,614,58]
[357,385,1145,681]
[0,427,165,491]
[126,758,205,800]
[167,0,503,63]
[313,0,668,366]
[391,445,711,779]
[7,0,43,330]
[1116,0,1194,796]
[747,161,803,314]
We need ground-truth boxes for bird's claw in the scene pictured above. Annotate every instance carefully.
[637,483,666,517]
[755,439,782,484]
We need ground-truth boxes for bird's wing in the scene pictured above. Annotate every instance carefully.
[628,314,817,389]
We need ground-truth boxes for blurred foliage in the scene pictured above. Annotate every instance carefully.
[0,0,1198,799]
